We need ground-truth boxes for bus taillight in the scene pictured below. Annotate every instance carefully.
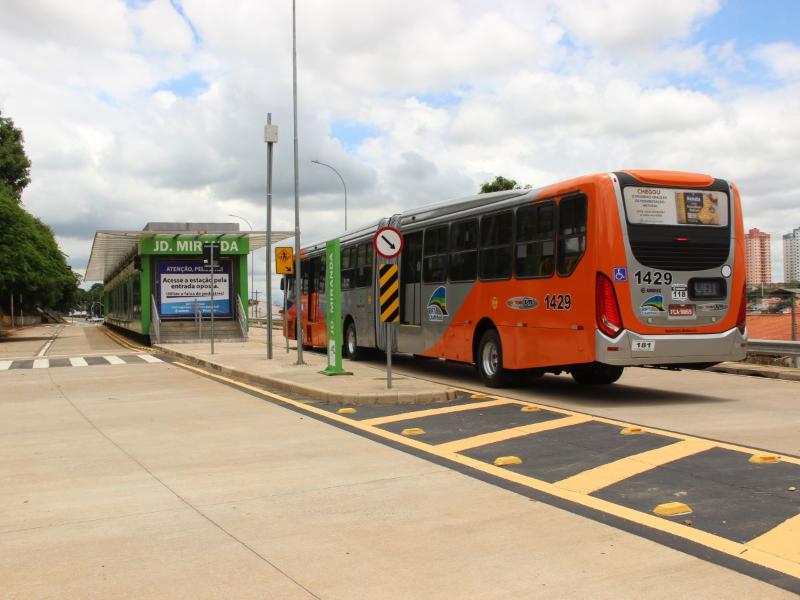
[736,284,747,334]
[596,273,623,338]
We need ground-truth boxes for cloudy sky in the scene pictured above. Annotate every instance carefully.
[2,0,800,295]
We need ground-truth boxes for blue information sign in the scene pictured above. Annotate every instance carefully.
[157,259,232,317]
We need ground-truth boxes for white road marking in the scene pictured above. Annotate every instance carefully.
[37,339,54,357]
[33,359,49,369]
[104,355,125,365]
[69,357,88,367]
[137,354,163,363]
[0,361,12,370]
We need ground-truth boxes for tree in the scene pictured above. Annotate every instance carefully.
[0,112,79,314]
[0,111,32,201]
[479,176,531,194]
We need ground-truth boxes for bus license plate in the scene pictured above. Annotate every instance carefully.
[632,340,655,352]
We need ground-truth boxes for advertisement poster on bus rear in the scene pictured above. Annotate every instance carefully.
[157,260,231,317]
[623,187,728,226]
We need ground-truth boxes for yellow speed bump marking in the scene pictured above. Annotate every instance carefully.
[749,454,781,464]
[401,427,425,437]
[493,456,522,467]
[520,405,540,412]
[654,502,693,517]
[470,393,488,398]
[620,426,643,435]
[360,399,509,426]
[747,514,800,564]
[337,407,357,415]
[556,439,714,495]
[169,362,800,581]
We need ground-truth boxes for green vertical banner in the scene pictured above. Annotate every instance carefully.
[321,239,349,375]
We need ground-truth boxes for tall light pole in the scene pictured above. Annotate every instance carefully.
[228,213,254,318]
[291,0,303,365]
[264,113,278,359]
[311,160,348,231]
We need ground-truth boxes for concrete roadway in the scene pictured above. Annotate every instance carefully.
[0,324,797,598]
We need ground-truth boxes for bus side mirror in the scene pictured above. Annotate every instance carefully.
[280,278,285,291]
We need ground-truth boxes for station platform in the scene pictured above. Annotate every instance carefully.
[149,327,460,405]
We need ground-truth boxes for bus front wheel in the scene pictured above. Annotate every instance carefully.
[571,363,624,385]
[477,329,509,388]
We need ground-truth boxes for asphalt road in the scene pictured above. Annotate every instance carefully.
[1,324,797,598]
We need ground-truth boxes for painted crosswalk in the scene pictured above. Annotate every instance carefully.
[0,354,165,371]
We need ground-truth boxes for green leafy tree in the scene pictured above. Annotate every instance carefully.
[0,112,79,315]
[479,176,531,194]
[0,111,32,201]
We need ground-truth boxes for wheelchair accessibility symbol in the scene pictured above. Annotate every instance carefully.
[613,267,628,282]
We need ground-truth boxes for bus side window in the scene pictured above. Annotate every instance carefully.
[341,246,354,290]
[558,195,587,276]
[423,225,448,283]
[449,219,478,282]
[479,211,513,280]
[516,203,555,278]
[317,258,326,295]
[356,243,372,287]
[301,260,310,293]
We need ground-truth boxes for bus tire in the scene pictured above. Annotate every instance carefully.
[344,320,361,361]
[476,329,509,388]
[571,363,624,385]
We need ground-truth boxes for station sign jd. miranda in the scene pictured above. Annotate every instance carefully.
[140,235,250,255]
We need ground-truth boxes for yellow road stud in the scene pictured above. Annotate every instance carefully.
[470,393,488,399]
[621,426,643,435]
[653,502,692,517]
[401,427,425,437]
[749,454,781,464]
[520,405,540,412]
[493,456,523,467]
[337,407,357,415]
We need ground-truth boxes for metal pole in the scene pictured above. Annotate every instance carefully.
[292,0,303,364]
[386,322,392,389]
[284,278,289,353]
[266,112,274,359]
[10,292,14,328]
[311,160,348,231]
[792,295,797,342]
[210,244,215,355]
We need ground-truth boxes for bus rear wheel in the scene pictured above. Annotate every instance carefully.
[477,329,509,388]
[571,363,624,385]
[344,320,362,361]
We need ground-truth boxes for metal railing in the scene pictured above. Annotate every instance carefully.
[150,295,161,344]
[236,295,248,341]
[747,339,800,357]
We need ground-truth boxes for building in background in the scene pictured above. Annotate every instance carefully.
[784,226,800,284]
[745,228,772,286]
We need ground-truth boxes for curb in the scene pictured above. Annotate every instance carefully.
[709,362,800,382]
[154,344,460,405]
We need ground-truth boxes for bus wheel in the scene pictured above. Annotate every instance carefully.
[344,321,361,361]
[477,329,509,388]
[571,363,624,385]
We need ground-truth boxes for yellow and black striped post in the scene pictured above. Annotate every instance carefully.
[378,263,399,389]
[379,264,400,323]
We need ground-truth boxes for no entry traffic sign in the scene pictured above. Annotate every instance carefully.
[374,226,403,260]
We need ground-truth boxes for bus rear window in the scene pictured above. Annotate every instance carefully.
[558,195,587,276]
[623,187,729,226]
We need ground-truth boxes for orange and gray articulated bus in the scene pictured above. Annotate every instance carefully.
[285,170,747,387]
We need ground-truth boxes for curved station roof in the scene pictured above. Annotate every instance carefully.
[85,222,292,282]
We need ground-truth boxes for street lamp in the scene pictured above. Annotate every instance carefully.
[228,213,255,318]
[311,160,348,231]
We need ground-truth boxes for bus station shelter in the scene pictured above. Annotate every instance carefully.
[85,222,291,344]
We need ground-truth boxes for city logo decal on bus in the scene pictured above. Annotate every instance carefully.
[507,296,539,310]
[640,295,665,314]
[427,286,448,322]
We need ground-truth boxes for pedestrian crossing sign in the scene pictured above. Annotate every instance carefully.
[275,247,294,275]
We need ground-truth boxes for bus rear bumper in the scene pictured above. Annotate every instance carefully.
[595,327,747,366]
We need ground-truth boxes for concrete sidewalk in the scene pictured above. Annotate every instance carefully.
[155,328,461,405]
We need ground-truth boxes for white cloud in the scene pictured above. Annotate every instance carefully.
[2,0,800,288]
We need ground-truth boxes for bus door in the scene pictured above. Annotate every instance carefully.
[398,230,424,352]
[305,257,322,345]
[421,224,450,353]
